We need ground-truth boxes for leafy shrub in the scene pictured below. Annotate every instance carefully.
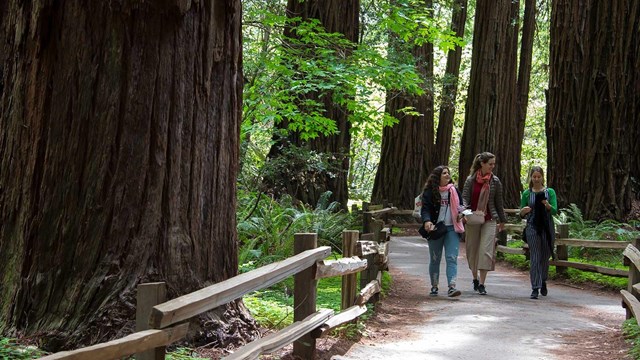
[236,190,359,270]
[0,338,46,359]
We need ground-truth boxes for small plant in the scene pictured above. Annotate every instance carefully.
[0,338,46,359]
[623,318,640,360]
[166,347,209,360]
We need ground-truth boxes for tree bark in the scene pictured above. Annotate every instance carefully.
[265,0,359,210]
[547,0,639,220]
[514,0,536,181]
[458,0,521,208]
[0,0,253,350]
[372,0,434,209]
[433,0,468,171]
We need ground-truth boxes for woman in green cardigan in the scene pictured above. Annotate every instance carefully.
[519,166,558,299]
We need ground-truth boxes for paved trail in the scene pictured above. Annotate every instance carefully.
[339,236,628,360]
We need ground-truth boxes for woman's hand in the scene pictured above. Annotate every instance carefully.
[424,221,434,231]
[497,222,505,232]
[520,206,532,217]
[541,200,551,211]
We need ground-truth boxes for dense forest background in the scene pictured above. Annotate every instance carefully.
[242,0,639,220]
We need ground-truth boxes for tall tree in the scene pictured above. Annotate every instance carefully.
[372,0,434,209]
[265,0,360,210]
[433,0,469,171]
[0,0,253,350]
[514,0,536,182]
[458,0,521,207]
[547,0,639,220]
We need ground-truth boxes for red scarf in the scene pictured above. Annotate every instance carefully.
[439,183,465,233]
[475,170,492,213]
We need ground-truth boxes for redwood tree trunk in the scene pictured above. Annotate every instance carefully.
[433,0,468,171]
[0,0,252,349]
[547,0,639,220]
[372,0,434,209]
[514,0,536,181]
[265,0,359,210]
[458,0,520,208]
[371,9,434,209]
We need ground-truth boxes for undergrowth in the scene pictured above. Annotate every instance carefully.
[623,319,640,360]
[0,338,46,359]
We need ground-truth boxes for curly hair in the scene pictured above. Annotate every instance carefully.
[423,165,452,205]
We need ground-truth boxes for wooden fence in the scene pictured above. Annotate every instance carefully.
[39,230,390,360]
[362,203,633,278]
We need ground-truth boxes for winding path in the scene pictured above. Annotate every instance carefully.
[338,236,630,360]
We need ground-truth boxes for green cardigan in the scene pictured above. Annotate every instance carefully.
[520,188,558,216]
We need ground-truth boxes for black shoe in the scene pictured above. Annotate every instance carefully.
[530,289,539,299]
[473,279,480,292]
[430,286,438,296]
[478,284,487,295]
[448,287,462,297]
[541,282,548,296]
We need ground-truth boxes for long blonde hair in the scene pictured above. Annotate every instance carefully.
[468,152,495,176]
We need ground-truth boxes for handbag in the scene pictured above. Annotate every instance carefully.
[418,221,447,240]
[465,210,486,225]
[413,194,422,220]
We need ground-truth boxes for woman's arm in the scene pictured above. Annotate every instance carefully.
[461,177,472,209]
[420,191,433,223]
[547,188,558,215]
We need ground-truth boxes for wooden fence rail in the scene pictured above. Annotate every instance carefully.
[39,230,388,360]
[621,240,640,323]
[364,203,635,279]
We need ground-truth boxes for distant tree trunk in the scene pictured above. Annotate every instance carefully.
[0,0,253,350]
[433,0,468,172]
[547,0,639,220]
[372,0,434,209]
[514,0,536,179]
[458,0,520,208]
[265,0,359,210]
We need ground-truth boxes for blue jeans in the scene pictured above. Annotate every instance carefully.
[429,225,460,288]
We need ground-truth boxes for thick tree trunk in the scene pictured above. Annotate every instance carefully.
[265,0,359,210]
[433,0,468,171]
[547,0,639,220]
[458,0,520,208]
[0,0,253,350]
[372,0,434,209]
[515,0,536,179]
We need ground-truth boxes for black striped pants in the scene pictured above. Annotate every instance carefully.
[526,226,551,289]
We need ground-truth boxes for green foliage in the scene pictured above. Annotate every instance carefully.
[236,190,359,269]
[623,319,640,360]
[0,338,46,359]
[559,204,640,264]
[243,259,392,341]
[166,348,209,360]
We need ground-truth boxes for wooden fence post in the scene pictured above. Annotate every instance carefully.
[136,282,167,360]
[359,221,382,304]
[496,231,507,259]
[341,230,360,310]
[556,224,569,276]
[625,238,640,319]
[363,212,372,234]
[293,233,318,359]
